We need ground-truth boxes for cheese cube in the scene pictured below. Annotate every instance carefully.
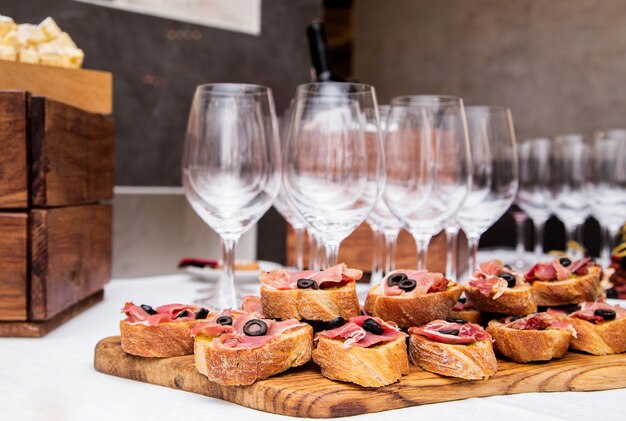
[38,17,61,41]
[17,23,46,46]
[54,31,77,48]
[0,15,16,37]
[40,52,64,67]
[18,46,39,64]
[61,47,84,68]
[1,29,19,47]
[0,44,16,61]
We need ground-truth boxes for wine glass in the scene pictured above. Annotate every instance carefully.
[517,137,552,260]
[283,82,385,267]
[367,105,404,285]
[182,83,281,309]
[550,134,591,258]
[456,106,518,275]
[384,95,471,270]
[590,129,626,263]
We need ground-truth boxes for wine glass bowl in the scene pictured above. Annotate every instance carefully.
[182,83,282,309]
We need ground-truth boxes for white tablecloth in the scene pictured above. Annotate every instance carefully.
[1,274,624,421]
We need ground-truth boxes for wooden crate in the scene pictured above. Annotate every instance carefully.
[287,223,469,276]
[0,87,113,336]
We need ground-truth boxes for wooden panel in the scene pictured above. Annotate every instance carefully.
[0,60,112,114]
[95,336,626,418]
[287,223,469,276]
[0,213,28,320]
[30,96,115,207]
[30,204,112,320]
[0,91,28,208]
[0,290,103,337]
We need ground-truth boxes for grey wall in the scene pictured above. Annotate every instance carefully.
[2,0,320,186]
[354,0,626,141]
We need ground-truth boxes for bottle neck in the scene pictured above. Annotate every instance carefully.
[307,21,343,82]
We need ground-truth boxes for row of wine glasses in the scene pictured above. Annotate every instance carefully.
[181,81,523,309]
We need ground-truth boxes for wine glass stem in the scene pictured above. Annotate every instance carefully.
[414,234,432,270]
[467,233,480,274]
[317,234,326,269]
[600,225,611,266]
[534,221,545,257]
[325,240,340,267]
[384,231,399,275]
[515,216,527,259]
[218,237,238,310]
[294,226,305,270]
[308,232,318,270]
[445,227,459,281]
[370,229,383,287]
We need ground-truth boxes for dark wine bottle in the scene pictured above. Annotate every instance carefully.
[307,20,346,82]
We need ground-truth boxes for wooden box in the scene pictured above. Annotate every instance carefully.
[0,88,114,337]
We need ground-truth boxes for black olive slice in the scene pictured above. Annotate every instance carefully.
[606,288,618,299]
[439,329,460,336]
[325,316,346,330]
[594,309,616,321]
[398,278,417,292]
[243,319,268,336]
[504,264,512,270]
[297,278,318,289]
[195,308,209,319]
[457,297,467,304]
[216,315,233,326]
[445,318,468,324]
[387,273,407,287]
[497,272,516,288]
[176,310,189,318]
[362,318,384,335]
[559,257,572,267]
[141,304,157,315]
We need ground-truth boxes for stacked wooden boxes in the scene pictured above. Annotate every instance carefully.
[0,61,113,336]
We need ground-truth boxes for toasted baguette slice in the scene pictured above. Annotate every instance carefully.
[120,319,202,357]
[260,283,360,321]
[532,266,602,306]
[448,309,482,324]
[465,285,537,316]
[364,283,463,328]
[194,324,313,386]
[409,333,497,380]
[567,316,626,355]
[486,320,572,363]
[312,335,409,387]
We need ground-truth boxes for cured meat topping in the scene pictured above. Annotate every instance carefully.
[316,316,403,348]
[468,259,525,299]
[122,302,209,326]
[382,269,450,296]
[569,301,626,324]
[525,257,593,282]
[502,313,576,336]
[259,263,362,290]
[409,320,491,345]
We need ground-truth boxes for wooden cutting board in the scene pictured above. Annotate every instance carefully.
[94,336,626,418]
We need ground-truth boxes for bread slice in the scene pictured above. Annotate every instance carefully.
[260,283,360,321]
[194,324,313,386]
[567,316,626,355]
[486,320,572,363]
[448,309,482,324]
[465,285,537,316]
[312,335,409,387]
[532,266,602,306]
[408,333,497,380]
[363,283,463,328]
[120,319,202,357]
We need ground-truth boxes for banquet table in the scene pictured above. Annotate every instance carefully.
[2,273,625,421]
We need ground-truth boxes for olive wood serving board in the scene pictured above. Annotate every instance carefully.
[94,336,626,418]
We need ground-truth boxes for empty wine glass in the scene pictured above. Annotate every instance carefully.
[384,95,471,270]
[550,134,591,258]
[182,83,281,309]
[590,129,626,262]
[517,137,552,260]
[283,82,385,267]
[367,105,404,286]
[456,106,518,275]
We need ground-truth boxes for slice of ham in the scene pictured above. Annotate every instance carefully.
[409,320,491,345]
[525,258,592,282]
[241,296,263,315]
[570,301,626,324]
[382,270,449,297]
[468,260,523,298]
[259,264,361,290]
[503,313,576,336]
[122,302,203,326]
[316,316,402,348]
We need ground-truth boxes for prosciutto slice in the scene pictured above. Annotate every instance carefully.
[467,260,523,298]
[409,320,491,345]
[191,309,306,349]
[525,258,592,282]
[382,270,449,297]
[503,313,576,336]
[316,316,402,348]
[569,301,626,324]
[122,302,203,326]
[259,264,361,290]
[241,296,263,315]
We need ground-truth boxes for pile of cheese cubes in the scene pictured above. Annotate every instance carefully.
[0,15,84,69]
